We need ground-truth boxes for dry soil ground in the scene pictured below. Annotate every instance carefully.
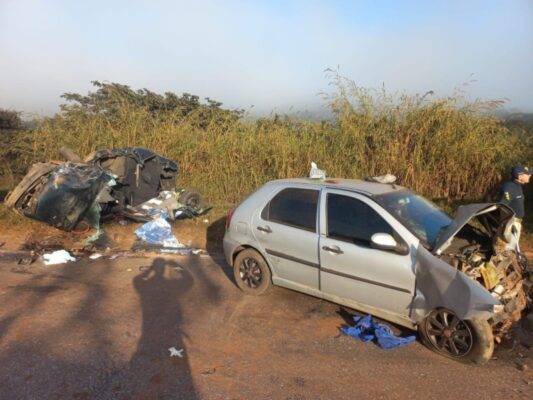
[0,220,532,399]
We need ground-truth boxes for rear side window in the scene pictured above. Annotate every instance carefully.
[327,194,393,246]
[262,188,319,232]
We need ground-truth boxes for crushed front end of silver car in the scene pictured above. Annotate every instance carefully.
[432,203,532,341]
[378,191,532,343]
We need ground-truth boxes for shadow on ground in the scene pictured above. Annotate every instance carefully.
[0,257,204,399]
[206,216,235,284]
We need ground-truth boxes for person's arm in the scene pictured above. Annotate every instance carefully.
[499,182,513,205]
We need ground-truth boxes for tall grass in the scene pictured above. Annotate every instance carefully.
[3,75,531,208]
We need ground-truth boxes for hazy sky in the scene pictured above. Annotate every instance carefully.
[1,0,532,115]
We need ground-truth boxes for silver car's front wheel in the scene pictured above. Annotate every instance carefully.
[419,308,494,364]
[233,249,272,295]
[424,309,473,357]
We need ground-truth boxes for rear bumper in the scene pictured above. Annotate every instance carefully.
[223,234,239,267]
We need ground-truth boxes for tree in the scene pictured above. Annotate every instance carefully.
[59,81,243,129]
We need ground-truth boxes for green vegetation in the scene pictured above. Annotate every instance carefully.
[1,74,532,216]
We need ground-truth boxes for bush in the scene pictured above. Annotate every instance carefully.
[2,78,531,208]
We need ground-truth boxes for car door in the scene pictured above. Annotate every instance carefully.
[319,189,417,316]
[251,186,320,290]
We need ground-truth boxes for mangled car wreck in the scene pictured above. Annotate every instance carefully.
[223,178,533,364]
[5,147,207,231]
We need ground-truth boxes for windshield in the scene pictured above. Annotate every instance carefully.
[376,190,452,248]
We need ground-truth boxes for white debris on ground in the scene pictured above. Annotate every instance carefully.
[42,250,76,265]
[168,347,184,358]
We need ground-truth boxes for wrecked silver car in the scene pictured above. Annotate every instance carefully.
[223,178,532,364]
[5,147,203,230]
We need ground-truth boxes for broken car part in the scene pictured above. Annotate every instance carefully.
[5,163,112,231]
[87,147,178,209]
[6,146,208,231]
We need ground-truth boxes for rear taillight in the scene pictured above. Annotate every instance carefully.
[226,207,236,230]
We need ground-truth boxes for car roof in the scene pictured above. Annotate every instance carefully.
[265,178,406,196]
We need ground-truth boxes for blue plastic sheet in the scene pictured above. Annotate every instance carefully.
[134,214,183,248]
[341,314,416,349]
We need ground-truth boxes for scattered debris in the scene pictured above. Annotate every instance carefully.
[168,347,184,358]
[5,147,210,231]
[135,216,184,249]
[201,367,216,375]
[4,147,213,263]
[341,314,416,349]
[89,253,103,260]
[88,147,178,210]
[17,252,38,265]
[365,174,397,184]
[21,238,64,253]
[4,162,112,231]
[309,161,326,180]
[42,250,76,265]
[516,361,529,372]
[83,229,115,252]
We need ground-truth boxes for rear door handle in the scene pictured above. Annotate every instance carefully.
[322,245,343,254]
[257,225,272,233]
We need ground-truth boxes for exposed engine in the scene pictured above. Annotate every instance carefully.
[439,224,532,342]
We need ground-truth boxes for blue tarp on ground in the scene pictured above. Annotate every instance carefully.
[341,314,416,349]
[134,213,183,248]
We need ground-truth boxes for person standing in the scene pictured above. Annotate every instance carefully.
[499,164,531,243]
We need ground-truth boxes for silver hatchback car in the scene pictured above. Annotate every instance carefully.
[223,178,531,364]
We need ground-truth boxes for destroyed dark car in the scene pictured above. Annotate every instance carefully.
[223,178,532,364]
[4,147,203,230]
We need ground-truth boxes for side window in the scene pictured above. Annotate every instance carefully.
[262,188,319,232]
[327,194,393,246]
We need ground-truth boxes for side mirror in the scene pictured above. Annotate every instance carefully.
[371,233,409,255]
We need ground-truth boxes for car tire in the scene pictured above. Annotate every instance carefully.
[419,308,494,365]
[233,249,272,296]
[178,190,203,209]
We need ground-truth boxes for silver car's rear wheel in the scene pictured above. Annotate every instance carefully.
[239,257,263,288]
[233,249,272,295]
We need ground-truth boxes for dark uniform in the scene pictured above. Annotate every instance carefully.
[499,180,525,218]
[498,164,530,245]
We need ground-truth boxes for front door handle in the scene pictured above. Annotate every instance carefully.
[322,245,343,254]
[257,225,272,233]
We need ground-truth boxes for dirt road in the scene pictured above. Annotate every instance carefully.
[0,253,532,400]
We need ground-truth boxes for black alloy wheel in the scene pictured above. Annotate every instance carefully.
[233,249,272,295]
[239,257,263,288]
[424,309,473,357]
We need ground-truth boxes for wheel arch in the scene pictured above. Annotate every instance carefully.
[418,306,494,364]
[232,245,273,274]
